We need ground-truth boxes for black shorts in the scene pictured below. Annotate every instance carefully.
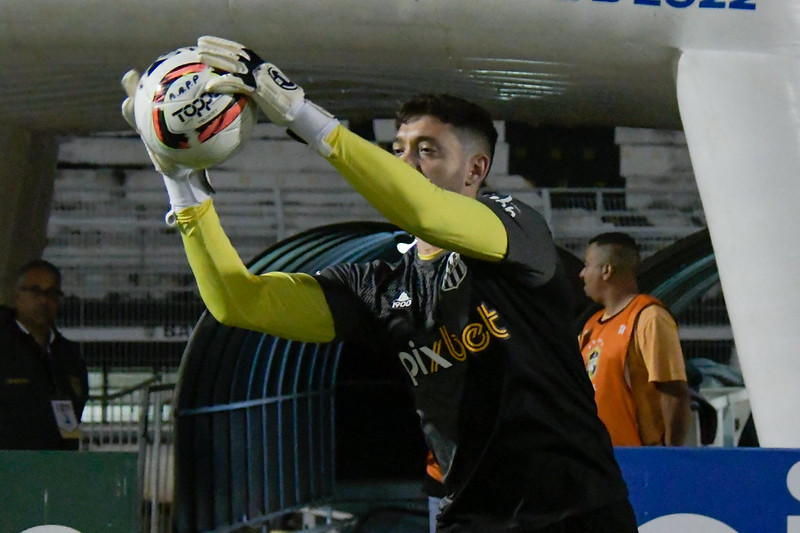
[438,499,638,533]
[529,499,638,533]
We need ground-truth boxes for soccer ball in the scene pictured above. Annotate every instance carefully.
[133,46,257,169]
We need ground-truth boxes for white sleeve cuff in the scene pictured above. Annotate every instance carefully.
[288,101,339,157]
[162,169,213,210]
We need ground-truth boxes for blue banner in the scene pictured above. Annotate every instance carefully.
[615,447,800,532]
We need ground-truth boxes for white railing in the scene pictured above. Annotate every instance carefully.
[78,376,176,532]
[139,382,175,533]
[80,376,162,451]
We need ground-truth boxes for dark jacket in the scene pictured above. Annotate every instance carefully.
[0,305,88,450]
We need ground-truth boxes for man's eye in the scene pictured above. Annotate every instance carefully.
[392,146,404,156]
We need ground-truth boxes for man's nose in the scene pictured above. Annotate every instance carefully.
[398,150,419,169]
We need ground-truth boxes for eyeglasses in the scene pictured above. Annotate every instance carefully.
[18,285,64,301]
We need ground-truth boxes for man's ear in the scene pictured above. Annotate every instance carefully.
[466,153,491,187]
[601,263,614,280]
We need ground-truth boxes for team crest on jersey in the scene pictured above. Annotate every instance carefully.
[585,348,600,379]
[392,291,412,309]
[442,253,467,292]
[583,337,604,380]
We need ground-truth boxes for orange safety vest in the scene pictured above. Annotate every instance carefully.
[579,294,663,446]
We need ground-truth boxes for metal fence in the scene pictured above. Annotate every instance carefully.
[80,376,176,532]
[139,382,176,533]
[81,376,159,451]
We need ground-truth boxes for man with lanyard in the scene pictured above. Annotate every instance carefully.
[122,36,637,532]
[0,260,88,450]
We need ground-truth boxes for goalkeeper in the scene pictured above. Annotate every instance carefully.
[122,36,638,533]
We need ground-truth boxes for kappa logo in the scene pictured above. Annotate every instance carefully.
[442,253,467,292]
[392,291,412,309]
[488,194,519,218]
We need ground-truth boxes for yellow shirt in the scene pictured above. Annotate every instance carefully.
[173,125,507,342]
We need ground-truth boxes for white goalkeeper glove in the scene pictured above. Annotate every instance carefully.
[197,36,338,157]
[121,69,213,214]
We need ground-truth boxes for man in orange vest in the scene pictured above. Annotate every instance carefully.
[579,232,691,446]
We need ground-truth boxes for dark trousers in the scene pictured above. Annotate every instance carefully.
[439,499,638,533]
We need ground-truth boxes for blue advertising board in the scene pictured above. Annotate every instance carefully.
[615,447,800,532]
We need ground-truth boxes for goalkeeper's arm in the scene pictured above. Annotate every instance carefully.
[122,59,336,341]
[175,200,337,343]
[323,126,507,262]
[197,36,508,262]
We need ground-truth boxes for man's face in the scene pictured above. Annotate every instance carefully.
[13,268,62,332]
[580,243,608,303]
[392,115,479,196]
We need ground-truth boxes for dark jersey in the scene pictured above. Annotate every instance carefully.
[315,192,628,528]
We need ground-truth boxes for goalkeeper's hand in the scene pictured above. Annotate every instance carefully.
[121,69,213,212]
[121,69,184,176]
[197,36,338,156]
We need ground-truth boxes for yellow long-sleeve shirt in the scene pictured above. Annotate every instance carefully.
[175,125,507,342]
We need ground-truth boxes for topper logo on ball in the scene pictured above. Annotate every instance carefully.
[171,93,221,123]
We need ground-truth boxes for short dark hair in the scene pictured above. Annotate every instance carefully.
[17,259,62,286]
[588,232,640,253]
[588,232,640,274]
[396,94,498,163]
